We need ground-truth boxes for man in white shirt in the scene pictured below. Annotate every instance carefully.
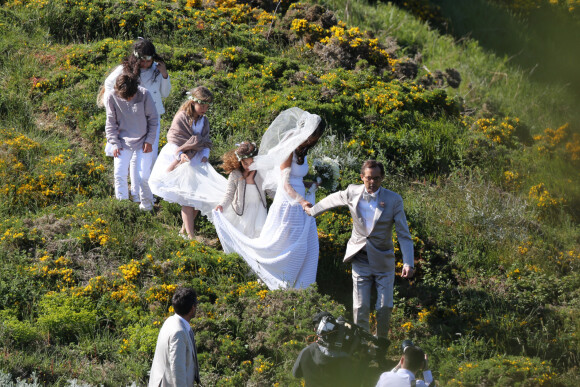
[148,287,201,387]
[376,345,433,387]
[308,160,414,341]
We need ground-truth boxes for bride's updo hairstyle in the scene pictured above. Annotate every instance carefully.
[221,141,258,174]
[295,119,325,165]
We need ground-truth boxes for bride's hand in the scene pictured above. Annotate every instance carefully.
[300,200,312,211]
[215,205,223,212]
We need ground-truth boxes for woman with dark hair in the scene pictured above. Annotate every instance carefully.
[213,107,325,290]
[102,38,171,203]
[104,74,158,211]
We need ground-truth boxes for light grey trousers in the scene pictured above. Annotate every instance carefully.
[351,252,394,339]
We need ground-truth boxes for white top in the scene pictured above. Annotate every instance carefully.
[357,187,381,235]
[376,368,433,387]
[190,117,210,160]
[104,62,171,115]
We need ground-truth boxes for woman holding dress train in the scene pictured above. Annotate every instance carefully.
[149,86,226,239]
[215,141,268,239]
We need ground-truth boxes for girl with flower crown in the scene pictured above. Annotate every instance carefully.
[149,86,226,239]
[214,142,269,238]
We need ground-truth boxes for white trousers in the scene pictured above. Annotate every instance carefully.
[114,146,154,210]
[351,253,394,339]
[130,122,160,199]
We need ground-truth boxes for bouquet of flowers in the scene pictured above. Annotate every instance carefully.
[312,157,340,192]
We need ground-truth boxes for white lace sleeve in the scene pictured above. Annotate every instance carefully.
[281,167,305,203]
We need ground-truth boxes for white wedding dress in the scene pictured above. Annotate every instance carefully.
[221,183,268,239]
[149,142,227,221]
[213,153,319,290]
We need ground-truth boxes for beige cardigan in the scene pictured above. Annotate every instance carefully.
[219,169,268,216]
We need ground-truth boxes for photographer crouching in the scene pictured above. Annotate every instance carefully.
[292,312,390,387]
[376,340,434,387]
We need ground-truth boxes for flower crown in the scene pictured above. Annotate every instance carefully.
[186,92,211,105]
[133,51,154,61]
[235,142,258,161]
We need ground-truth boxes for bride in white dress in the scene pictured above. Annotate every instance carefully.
[213,107,325,290]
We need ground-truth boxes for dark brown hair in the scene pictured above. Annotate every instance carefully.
[295,119,325,165]
[403,345,426,374]
[121,38,162,79]
[360,160,385,176]
[171,287,198,316]
[114,74,139,100]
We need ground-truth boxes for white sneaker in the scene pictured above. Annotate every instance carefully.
[139,203,153,211]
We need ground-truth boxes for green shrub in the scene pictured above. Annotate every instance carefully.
[121,323,160,360]
[36,291,98,344]
[440,355,560,387]
[0,310,41,348]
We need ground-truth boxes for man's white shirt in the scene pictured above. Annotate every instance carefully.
[376,368,433,387]
[358,187,380,235]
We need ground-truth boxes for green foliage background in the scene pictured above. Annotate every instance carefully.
[0,0,578,385]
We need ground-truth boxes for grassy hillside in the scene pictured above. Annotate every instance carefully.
[0,0,578,385]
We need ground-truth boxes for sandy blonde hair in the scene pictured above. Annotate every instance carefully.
[178,86,214,120]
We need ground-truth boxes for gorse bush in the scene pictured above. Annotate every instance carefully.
[0,127,110,216]
[36,291,99,345]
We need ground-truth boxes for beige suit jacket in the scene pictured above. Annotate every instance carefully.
[310,184,414,273]
[148,314,198,387]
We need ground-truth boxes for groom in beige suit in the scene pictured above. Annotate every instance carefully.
[308,160,414,340]
[149,287,201,387]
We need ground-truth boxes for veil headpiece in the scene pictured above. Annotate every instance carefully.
[251,107,322,191]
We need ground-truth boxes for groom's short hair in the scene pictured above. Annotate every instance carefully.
[172,287,198,316]
[361,160,385,176]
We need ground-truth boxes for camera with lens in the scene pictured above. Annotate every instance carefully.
[314,312,389,358]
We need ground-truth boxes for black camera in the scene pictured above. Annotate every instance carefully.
[314,312,388,358]
[316,314,357,353]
